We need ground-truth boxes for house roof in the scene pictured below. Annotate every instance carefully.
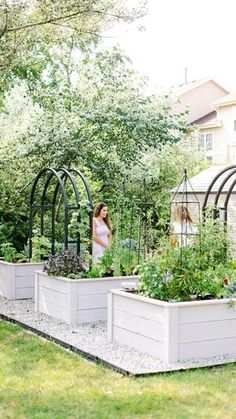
[198,119,222,130]
[173,78,229,124]
[211,92,236,108]
[174,78,229,96]
[192,111,217,125]
[171,165,236,194]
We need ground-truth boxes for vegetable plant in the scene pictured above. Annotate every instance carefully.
[0,242,26,263]
[136,215,236,302]
[31,234,51,262]
[43,250,89,278]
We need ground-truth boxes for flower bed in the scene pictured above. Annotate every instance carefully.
[0,260,43,300]
[108,289,236,363]
[35,270,138,324]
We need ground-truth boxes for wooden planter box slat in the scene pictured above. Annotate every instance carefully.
[178,303,236,322]
[113,293,164,321]
[35,271,138,325]
[113,306,165,339]
[0,261,43,300]
[108,290,236,363]
[39,275,67,293]
[38,286,68,308]
[179,318,236,342]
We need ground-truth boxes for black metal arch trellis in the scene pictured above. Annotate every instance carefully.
[105,178,155,263]
[202,165,236,228]
[29,167,93,258]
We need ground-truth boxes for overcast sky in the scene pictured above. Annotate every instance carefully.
[105,0,236,92]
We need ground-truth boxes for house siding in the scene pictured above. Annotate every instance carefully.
[175,80,228,124]
[199,105,236,164]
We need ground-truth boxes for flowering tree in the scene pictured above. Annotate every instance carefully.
[0,45,191,249]
[21,48,189,185]
[0,0,146,76]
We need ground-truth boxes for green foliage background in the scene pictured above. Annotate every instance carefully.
[0,0,204,251]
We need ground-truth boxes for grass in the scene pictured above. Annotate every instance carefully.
[0,320,236,419]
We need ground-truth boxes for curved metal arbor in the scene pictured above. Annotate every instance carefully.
[105,178,154,263]
[29,167,93,257]
[202,165,236,227]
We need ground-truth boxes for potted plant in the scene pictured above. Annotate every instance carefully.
[0,234,50,300]
[35,249,139,325]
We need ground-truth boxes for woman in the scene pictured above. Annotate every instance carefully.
[172,204,196,247]
[92,202,112,264]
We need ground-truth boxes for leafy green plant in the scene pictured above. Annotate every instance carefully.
[99,248,114,275]
[1,243,17,262]
[0,242,26,263]
[136,257,170,301]
[43,250,89,278]
[223,281,236,298]
[31,234,51,262]
[187,268,224,299]
[120,247,140,276]
[99,243,140,277]
[68,202,92,246]
[136,216,236,302]
[87,264,105,279]
[1,234,51,264]
[199,211,232,269]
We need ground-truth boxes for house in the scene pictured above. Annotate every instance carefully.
[174,78,229,125]
[174,78,236,164]
[201,93,236,164]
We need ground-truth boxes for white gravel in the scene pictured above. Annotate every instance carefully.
[1,296,236,375]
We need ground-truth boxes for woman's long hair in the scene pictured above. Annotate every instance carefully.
[175,204,193,223]
[94,202,112,231]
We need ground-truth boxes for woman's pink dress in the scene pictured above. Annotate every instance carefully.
[92,218,110,264]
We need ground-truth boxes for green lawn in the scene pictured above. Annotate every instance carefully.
[1,320,236,419]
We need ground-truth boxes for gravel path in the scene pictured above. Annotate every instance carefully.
[1,296,236,375]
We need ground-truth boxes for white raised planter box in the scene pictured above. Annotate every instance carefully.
[108,290,236,363]
[0,260,43,300]
[35,271,138,325]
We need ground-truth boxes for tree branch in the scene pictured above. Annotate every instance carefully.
[49,21,118,39]
[0,6,9,38]
[6,8,127,34]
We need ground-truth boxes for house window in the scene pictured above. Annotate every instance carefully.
[198,134,205,151]
[206,156,212,162]
[206,133,213,151]
[198,132,213,152]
